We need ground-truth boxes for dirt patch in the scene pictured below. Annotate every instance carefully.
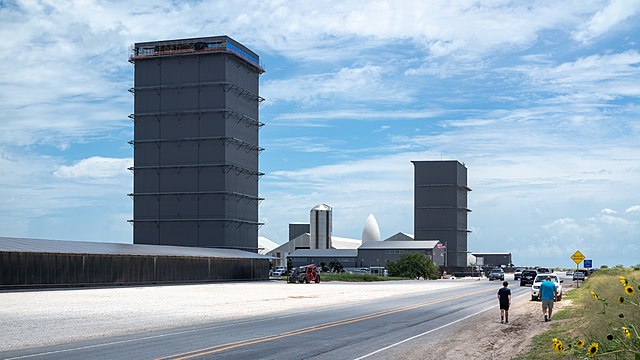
[405,291,573,359]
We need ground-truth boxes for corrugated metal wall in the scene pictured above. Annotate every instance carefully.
[0,252,269,288]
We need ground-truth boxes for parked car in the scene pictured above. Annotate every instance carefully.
[514,267,525,280]
[488,268,505,281]
[565,270,574,276]
[531,273,563,301]
[520,269,538,286]
[272,267,287,276]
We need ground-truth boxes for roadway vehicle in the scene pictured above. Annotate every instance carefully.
[565,270,574,276]
[272,267,287,276]
[531,273,563,301]
[288,265,321,284]
[488,268,505,281]
[573,270,587,281]
[520,269,537,286]
[536,267,552,274]
[514,267,525,280]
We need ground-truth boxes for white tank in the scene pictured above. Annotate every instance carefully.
[361,214,381,243]
[310,204,332,249]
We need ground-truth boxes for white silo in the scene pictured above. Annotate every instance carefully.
[361,214,381,243]
[310,204,332,249]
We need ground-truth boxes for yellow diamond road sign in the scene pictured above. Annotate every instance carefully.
[571,250,585,265]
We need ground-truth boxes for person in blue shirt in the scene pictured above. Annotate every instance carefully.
[540,276,558,322]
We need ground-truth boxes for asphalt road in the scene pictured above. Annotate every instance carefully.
[1,278,531,360]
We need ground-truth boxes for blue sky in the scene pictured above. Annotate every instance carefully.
[1,0,639,268]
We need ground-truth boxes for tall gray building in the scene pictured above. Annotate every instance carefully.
[412,161,471,267]
[128,36,264,252]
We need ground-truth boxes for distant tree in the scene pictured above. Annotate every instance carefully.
[320,262,329,272]
[329,261,344,273]
[614,264,624,269]
[287,258,292,272]
[600,265,609,269]
[387,253,439,280]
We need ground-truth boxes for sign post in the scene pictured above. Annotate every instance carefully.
[571,250,585,288]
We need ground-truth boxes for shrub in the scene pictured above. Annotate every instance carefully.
[387,253,439,280]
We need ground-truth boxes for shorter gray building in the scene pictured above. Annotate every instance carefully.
[287,240,444,269]
[472,252,513,268]
[289,223,310,241]
[384,232,414,241]
[358,240,445,267]
[288,249,358,268]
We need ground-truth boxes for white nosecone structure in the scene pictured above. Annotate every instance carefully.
[361,214,381,243]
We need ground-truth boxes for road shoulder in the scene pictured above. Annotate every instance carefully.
[398,291,572,359]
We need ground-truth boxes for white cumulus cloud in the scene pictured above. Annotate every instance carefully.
[573,0,640,44]
[626,205,640,213]
[54,157,132,179]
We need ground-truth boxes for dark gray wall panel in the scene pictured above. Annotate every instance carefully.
[134,169,159,193]
[158,168,198,192]
[134,90,160,113]
[199,113,226,137]
[199,55,226,82]
[134,196,158,218]
[199,141,226,163]
[161,142,199,165]
[159,222,198,246]
[161,88,199,112]
[199,86,226,109]
[135,59,161,87]
[134,118,159,141]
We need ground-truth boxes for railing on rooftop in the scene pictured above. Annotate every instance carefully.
[129,39,264,73]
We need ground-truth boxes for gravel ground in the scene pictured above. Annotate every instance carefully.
[0,279,469,351]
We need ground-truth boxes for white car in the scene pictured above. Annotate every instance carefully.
[272,267,287,276]
[531,273,563,301]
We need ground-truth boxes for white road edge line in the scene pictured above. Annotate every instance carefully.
[353,292,529,360]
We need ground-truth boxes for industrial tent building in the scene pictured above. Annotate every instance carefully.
[358,240,445,268]
[288,249,358,268]
[0,237,270,289]
[471,252,513,268]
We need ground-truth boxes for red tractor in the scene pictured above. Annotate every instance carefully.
[287,265,321,284]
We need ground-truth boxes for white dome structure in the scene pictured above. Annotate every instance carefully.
[361,214,381,243]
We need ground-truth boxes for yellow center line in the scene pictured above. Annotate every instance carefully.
[157,287,495,360]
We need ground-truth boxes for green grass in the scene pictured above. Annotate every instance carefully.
[517,269,640,359]
[318,273,410,282]
[516,323,574,360]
